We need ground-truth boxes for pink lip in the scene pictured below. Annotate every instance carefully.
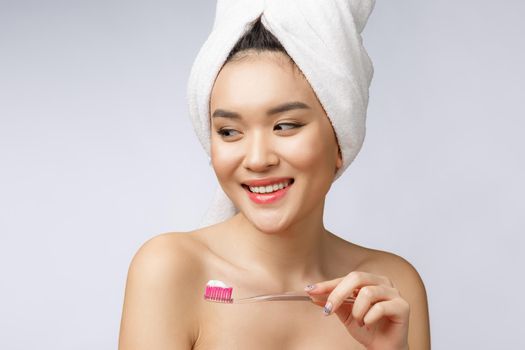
[243,182,293,204]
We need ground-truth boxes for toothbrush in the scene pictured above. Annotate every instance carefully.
[203,279,356,305]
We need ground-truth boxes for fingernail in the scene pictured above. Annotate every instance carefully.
[323,301,332,316]
[304,284,316,292]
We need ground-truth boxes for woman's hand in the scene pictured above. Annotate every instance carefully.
[305,271,410,350]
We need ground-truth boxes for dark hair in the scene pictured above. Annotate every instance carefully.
[226,16,295,68]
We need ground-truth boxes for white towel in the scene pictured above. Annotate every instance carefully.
[187,0,376,228]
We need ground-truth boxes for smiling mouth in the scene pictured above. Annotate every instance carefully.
[241,179,295,194]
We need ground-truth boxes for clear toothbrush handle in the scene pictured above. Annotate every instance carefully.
[234,291,356,304]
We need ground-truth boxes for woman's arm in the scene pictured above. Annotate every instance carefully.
[390,255,431,349]
[118,233,200,350]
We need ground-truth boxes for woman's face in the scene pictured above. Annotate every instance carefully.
[209,51,342,233]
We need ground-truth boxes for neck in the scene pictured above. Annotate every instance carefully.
[226,207,334,290]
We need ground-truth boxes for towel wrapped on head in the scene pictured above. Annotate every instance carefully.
[187,0,376,228]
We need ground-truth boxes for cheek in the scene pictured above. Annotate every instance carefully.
[210,138,242,177]
[280,126,335,172]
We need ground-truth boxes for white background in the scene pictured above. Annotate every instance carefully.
[1,0,524,348]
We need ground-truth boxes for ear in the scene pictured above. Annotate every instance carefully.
[335,147,343,172]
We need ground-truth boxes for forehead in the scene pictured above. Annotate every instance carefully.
[210,52,318,113]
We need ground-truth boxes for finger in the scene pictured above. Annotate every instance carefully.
[334,304,355,327]
[351,285,400,326]
[306,271,391,294]
[363,298,410,326]
[309,296,328,308]
[304,277,344,294]
[322,271,394,315]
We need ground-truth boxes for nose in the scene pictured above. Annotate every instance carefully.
[242,130,279,172]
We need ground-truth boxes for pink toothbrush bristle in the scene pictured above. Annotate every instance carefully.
[204,285,233,303]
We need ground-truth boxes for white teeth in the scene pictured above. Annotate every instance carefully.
[248,180,291,194]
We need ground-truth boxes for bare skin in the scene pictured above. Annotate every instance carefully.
[118,51,430,349]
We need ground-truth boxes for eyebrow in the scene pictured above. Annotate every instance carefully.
[212,101,311,120]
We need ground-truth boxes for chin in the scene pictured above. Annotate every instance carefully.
[244,209,291,234]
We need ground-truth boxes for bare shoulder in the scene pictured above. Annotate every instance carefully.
[118,231,205,350]
[332,235,427,294]
[125,231,205,292]
[355,246,431,348]
[134,230,205,264]
[357,248,426,296]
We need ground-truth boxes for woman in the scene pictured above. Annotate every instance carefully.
[119,2,430,349]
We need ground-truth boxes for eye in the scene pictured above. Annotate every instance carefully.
[216,128,240,138]
[274,122,304,131]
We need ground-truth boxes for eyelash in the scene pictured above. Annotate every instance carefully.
[216,123,304,138]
